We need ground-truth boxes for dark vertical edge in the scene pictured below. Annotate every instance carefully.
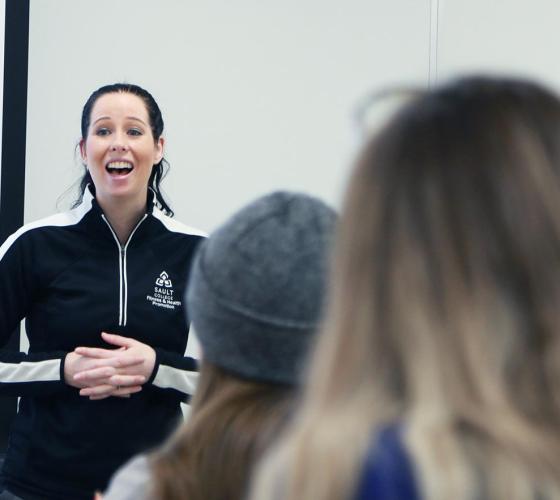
[0,0,30,452]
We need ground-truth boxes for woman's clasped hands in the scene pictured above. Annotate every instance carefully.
[64,331,156,400]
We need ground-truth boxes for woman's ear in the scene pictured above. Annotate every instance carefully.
[155,136,165,164]
[79,139,87,164]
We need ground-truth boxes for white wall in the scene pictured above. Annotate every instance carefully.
[436,0,560,89]
[25,0,430,232]
[22,1,560,232]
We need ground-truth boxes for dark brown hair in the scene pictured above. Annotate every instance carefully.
[149,361,293,500]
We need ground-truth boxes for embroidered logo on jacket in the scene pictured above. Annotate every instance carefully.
[155,271,172,288]
[146,271,182,310]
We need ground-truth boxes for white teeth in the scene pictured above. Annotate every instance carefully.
[106,161,133,171]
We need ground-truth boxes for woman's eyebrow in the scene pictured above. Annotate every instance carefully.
[91,116,148,126]
[92,116,110,125]
[126,116,148,126]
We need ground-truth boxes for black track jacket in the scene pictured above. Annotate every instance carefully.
[0,188,205,499]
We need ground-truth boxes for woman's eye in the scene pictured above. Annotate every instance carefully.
[128,128,143,136]
[95,128,111,136]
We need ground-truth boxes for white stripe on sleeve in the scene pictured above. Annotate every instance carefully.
[153,365,198,395]
[0,359,61,383]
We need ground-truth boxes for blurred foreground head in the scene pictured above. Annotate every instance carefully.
[251,76,560,500]
[188,190,337,385]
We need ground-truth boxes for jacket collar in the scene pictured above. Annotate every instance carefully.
[83,184,156,216]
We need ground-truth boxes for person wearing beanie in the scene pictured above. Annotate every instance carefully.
[101,191,337,500]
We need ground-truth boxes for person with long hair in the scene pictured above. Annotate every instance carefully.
[101,191,336,500]
[0,83,205,499]
[250,76,560,500]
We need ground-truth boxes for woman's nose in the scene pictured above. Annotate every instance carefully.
[110,142,128,152]
[110,133,129,152]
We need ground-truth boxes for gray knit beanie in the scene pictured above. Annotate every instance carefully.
[186,191,337,385]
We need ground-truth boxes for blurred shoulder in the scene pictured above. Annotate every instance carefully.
[103,454,154,500]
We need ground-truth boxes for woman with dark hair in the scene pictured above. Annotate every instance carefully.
[101,191,337,500]
[250,76,560,500]
[0,83,205,499]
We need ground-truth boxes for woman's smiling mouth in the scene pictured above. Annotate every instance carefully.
[106,161,134,176]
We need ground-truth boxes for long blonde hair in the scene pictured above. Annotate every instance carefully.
[250,76,560,500]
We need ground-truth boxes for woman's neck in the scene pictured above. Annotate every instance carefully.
[98,195,147,245]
